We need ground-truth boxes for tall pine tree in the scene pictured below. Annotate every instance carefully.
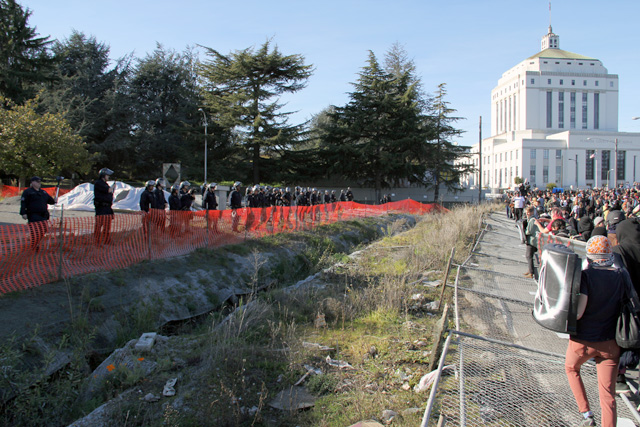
[199,40,313,184]
[321,51,431,202]
[425,83,473,201]
[0,0,54,104]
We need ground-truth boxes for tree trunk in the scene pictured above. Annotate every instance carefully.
[19,176,26,189]
[433,175,440,203]
[252,142,260,184]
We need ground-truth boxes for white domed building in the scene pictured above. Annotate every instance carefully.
[465,26,640,192]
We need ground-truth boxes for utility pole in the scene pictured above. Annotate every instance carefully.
[478,116,482,202]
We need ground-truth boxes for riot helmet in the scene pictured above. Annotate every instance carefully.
[145,180,155,188]
[180,181,190,189]
[155,178,165,188]
[99,168,114,177]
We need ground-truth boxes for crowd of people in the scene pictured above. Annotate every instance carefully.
[506,183,640,427]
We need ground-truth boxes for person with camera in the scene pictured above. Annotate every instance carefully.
[20,176,56,251]
[94,168,115,245]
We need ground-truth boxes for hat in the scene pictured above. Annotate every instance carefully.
[30,176,42,182]
[585,235,613,265]
[594,216,604,227]
[607,210,625,227]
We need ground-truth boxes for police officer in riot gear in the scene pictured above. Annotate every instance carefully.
[153,178,168,210]
[346,187,354,202]
[203,183,218,210]
[20,176,56,250]
[140,180,155,212]
[94,168,115,244]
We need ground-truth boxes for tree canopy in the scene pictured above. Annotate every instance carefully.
[0,0,54,104]
[199,40,313,184]
[0,97,91,186]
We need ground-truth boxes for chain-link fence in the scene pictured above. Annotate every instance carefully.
[423,212,640,426]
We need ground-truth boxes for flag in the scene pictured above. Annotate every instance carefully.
[590,153,596,159]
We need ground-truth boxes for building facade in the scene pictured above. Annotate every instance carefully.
[463,27,640,192]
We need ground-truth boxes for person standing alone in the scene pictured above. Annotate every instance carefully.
[20,176,56,251]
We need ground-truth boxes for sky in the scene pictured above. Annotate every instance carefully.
[19,0,640,148]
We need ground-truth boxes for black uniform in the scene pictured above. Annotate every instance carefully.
[169,194,182,210]
[203,190,218,210]
[346,189,354,201]
[94,179,114,215]
[180,191,195,210]
[229,189,243,209]
[153,187,167,209]
[20,187,55,223]
[139,188,155,212]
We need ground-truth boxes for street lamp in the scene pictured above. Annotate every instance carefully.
[568,156,578,188]
[587,137,618,189]
[198,108,208,184]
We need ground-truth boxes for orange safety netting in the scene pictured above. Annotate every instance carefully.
[0,199,445,293]
[0,185,72,199]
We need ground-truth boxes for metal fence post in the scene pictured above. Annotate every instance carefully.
[57,205,64,281]
[206,208,210,248]
[438,247,456,309]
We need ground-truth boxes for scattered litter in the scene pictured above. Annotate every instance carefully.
[414,365,455,393]
[269,386,316,410]
[276,374,283,383]
[303,365,322,375]
[326,355,354,370]
[368,346,378,357]
[422,280,442,288]
[425,301,439,311]
[144,393,160,402]
[402,407,421,416]
[314,312,327,328]
[134,332,157,352]
[401,382,411,391]
[302,342,335,352]
[411,293,424,301]
[294,365,322,386]
[381,409,398,424]
[163,378,178,397]
[347,421,384,427]
[395,369,411,382]
[413,340,427,348]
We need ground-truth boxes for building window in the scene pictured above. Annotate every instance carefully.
[546,91,553,128]
[530,165,536,183]
[556,149,562,160]
[499,101,503,132]
[595,81,599,87]
[508,97,511,132]
[560,79,564,85]
[531,78,535,84]
[571,80,575,86]
[583,80,587,86]
[558,91,565,128]
[513,95,517,130]
[618,151,626,181]
[610,81,614,87]
[582,92,588,129]
[594,93,600,130]
[556,166,562,184]
[516,150,518,160]
[543,149,549,160]
[510,151,513,161]
[495,102,499,134]
[543,165,549,183]
[500,153,502,162]
[601,150,610,181]
[516,166,518,177]
[570,92,576,128]
[548,79,552,84]
[586,150,595,180]
[530,149,536,160]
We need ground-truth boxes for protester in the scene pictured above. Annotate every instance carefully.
[523,206,538,278]
[565,236,626,427]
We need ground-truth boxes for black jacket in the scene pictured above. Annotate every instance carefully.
[94,179,114,215]
[153,188,167,210]
[20,187,55,222]
[140,189,154,212]
[169,194,181,211]
[613,218,640,295]
[203,191,218,210]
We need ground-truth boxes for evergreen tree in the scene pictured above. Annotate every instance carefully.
[321,51,431,202]
[39,31,132,177]
[128,45,202,178]
[425,83,473,201]
[199,40,313,184]
[0,0,54,104]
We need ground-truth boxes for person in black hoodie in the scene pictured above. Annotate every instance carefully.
[94,168,114,244]
[572,216,594,242]
[612,217,640,393]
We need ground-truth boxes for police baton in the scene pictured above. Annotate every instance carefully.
[51,176,64,218]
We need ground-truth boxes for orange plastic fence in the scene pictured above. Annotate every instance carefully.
[0,185,72,199]
[0,199,445,293]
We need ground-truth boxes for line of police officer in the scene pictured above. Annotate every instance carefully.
[244,186,354,208]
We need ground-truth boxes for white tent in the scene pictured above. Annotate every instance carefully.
[55,182,171,212]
